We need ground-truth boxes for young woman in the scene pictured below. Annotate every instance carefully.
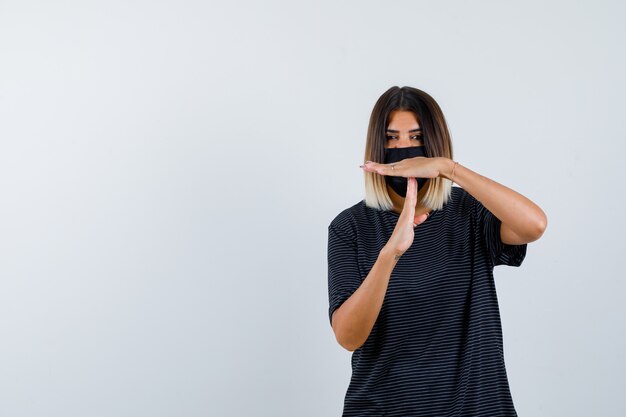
[327,86,547,416]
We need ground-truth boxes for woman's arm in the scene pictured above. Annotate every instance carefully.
[332,178,428,351]
[362,157,548,245]
[332,246,398,351]
[437,158,547,245]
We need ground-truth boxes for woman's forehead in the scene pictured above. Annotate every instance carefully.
[387,110,420,129]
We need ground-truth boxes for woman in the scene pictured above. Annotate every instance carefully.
[327,86,547,417]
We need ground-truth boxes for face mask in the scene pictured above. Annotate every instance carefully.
[383,146,429,197]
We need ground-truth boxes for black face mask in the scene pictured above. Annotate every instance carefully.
[383,146,429,197]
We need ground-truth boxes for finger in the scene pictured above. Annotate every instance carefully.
[404,177,417,207]
[407,177,418,206]
[403,178,417,225]
[363,161,407,177]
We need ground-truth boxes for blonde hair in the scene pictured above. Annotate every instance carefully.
[363,86,454,211]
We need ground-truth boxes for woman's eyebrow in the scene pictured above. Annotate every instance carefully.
[386,128,422,133]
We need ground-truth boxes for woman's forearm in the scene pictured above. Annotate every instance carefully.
[332,246,400,351]
[437,157,547,243]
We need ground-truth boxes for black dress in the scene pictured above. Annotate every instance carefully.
[327,186,527,417]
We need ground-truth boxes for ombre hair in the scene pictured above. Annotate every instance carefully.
[364,86,454,211]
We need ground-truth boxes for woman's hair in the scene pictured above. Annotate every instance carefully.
[364,86,454,211]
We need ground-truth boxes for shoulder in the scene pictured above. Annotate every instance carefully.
[329,200,365,229]
[328,200,373,238]
[448,187,480,211]
[446,186,478,213]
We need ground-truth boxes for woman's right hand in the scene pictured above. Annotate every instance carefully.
[384,177,429,258]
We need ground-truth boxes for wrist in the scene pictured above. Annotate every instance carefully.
[437,157,456,180]
[380,245,403,262]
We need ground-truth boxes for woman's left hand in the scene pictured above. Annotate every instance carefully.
[361,156,445,179]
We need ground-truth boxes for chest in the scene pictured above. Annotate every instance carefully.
[354,215,485,315]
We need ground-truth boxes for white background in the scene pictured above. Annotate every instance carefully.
[1,1,624,416]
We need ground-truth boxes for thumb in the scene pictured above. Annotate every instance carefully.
[413,212,429,227]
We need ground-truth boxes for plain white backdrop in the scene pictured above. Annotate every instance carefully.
[1,1,624,416]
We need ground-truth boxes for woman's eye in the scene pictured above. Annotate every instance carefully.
[387,135,422,141]
[386,135,422,140]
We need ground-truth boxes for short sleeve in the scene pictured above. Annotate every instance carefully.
[327,223,363,327]
[472,196,527,267]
